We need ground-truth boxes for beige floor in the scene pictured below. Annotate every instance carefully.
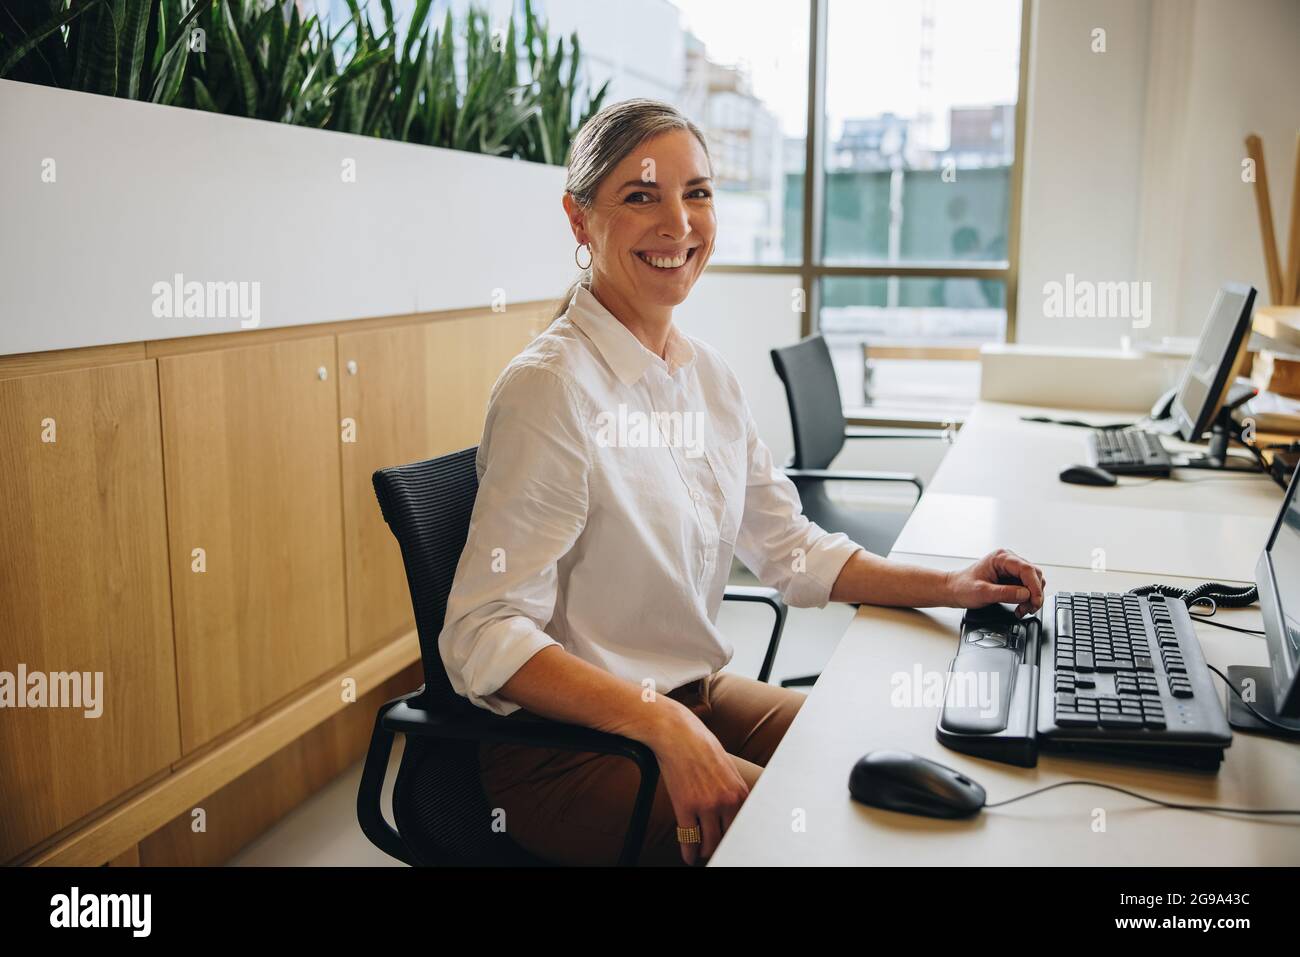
[226,566,857,866]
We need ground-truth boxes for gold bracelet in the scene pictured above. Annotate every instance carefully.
[676,824,701,845]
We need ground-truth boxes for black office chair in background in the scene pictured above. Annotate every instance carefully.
[357,447,790,867]
[769,334,943,687]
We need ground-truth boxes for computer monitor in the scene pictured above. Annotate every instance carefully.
[1228,466,1300,734]
[1170,282,1256,443]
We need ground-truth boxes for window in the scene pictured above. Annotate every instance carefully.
[822,277,1003,418]
[673,0,809,265]
[820,0,1024,417]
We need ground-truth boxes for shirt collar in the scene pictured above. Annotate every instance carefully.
[567,281,696,386]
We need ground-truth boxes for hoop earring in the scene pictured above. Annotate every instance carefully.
[575,242,592,269]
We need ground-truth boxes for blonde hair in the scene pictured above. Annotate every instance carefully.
[552,98,713,320]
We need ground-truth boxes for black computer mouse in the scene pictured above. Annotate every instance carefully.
[1059,464,1118,486]
[848,750,986,819]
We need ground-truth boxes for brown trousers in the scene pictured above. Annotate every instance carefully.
[478,671,805,866]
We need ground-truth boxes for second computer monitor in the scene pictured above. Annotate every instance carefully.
[1171,282,1256,442]
[1254,466,1300,722]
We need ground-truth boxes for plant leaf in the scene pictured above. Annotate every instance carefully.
[83,1,120,95]
[191,73,219,110]
[0,0,106,78]
[120,0,150,98]
[219,0,258,116]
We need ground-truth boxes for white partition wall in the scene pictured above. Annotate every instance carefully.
[0,80,574,355]
[674,271,804,463]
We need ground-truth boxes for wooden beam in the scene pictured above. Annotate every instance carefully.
[1246,133,1285,304]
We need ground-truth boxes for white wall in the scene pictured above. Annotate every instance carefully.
[0,80,574,356]
[1174,0,1300,325]
[1016,0,1153,348]
[1016,0,1300,347]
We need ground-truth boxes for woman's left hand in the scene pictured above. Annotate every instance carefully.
[946,548,1046,618]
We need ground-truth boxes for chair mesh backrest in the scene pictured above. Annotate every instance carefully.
[770,335,848,469]
[373,448,543,866]
[372,447,480,713]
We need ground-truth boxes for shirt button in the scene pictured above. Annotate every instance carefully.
[690,490,702,501]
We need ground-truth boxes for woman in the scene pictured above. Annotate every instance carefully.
[439,98,1045,866]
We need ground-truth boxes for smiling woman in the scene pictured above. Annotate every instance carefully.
[551,98,717,327]
[437,97,1045,867]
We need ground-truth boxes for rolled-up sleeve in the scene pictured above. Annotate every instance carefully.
[437,362,589,714]
[733,399,864,609]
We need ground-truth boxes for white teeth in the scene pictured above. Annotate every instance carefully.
[638,250,690,269]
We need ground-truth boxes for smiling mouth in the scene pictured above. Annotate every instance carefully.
[635,247,698,271]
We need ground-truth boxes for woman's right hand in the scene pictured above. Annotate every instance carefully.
[649,701,750,864]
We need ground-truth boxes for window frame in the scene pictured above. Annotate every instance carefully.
[705,0,1031,425]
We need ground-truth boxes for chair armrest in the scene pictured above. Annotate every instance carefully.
[383,701,654,765]
[784,467,924,496]
[360,696,659,866]
[845,427,947,441]
[356,689,424,866]
[723,586,788,684]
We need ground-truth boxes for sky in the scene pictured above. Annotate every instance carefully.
[672,0,1021,145]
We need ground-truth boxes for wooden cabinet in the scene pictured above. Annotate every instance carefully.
[0,361,180,862]
[159,337,348,752]
[336,309,540,655]
[1,302,546,862]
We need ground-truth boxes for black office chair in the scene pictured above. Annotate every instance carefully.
[357,447,790,867]
[769,335,942,687]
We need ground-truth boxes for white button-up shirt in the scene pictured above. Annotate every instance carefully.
[439,282,864,715]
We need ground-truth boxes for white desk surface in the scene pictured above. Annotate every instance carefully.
[711,556,1300,867]
[893,402,1282,581]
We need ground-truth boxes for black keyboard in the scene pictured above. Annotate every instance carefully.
[1087,428,1173,475]
[1041,591,1231,768]
[937,592,1232,770]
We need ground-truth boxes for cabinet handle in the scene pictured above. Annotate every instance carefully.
[317,366,328,381]
[346,360,358,375]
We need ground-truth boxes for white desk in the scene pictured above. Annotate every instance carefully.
[712,400,1296,866]
[712,556,1300,866]
[893,402,1282,581]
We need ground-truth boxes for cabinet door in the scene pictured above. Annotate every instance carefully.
[0,361,180,862]
[159,337,347,752]
[429,310,543,448]
[336,310,541,655]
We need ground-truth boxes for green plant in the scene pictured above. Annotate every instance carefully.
[0,0,610,166]
[517,0,609,165]
[185,1,347,126]
[1,1,209,104]
[385,1,537,155]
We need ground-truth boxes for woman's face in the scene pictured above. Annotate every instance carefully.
[564,129,716,309]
